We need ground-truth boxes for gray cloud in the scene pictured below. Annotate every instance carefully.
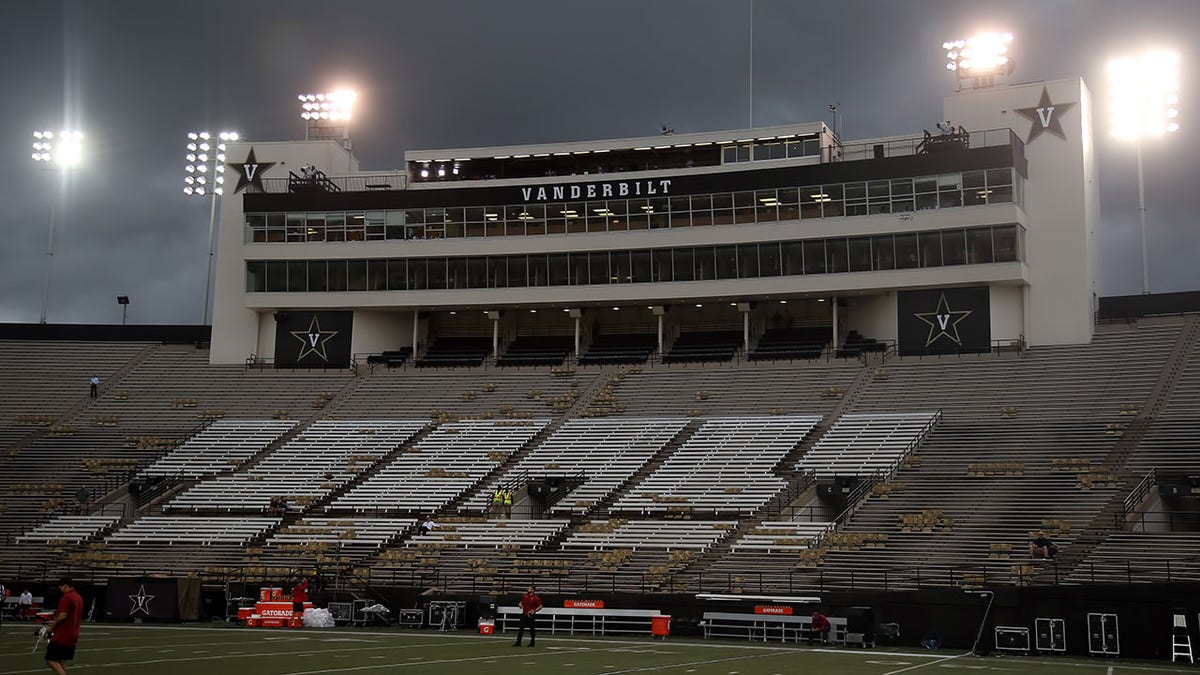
[1,0,1196,324]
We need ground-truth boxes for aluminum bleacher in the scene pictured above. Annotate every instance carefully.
[140,419,297,478]
[613,416,822,515]
[796,412,940,479]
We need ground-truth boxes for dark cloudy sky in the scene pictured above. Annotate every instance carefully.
[1,0,1196,325]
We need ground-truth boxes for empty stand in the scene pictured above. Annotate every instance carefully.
[463,418,689,516]
[415,337,492,367]
[579,333,656,365]
[496,336,573,367]
[796,412,940,479]
[562,520,736,552]
[750,328,829,361]
[614,416,822,515]
[662,331,741,364]
[332,420,547,514]
[16,514,123,545]
[140,419,297,478]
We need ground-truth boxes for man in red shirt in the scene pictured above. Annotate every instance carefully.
[291,579,310,618]
[512,586,542,647]
[43,577,83,674]
[809,611,831,644]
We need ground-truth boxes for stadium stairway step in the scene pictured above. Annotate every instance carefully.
[589,419,704,518]
[1,342,161,457]
[1056,315,1200,576]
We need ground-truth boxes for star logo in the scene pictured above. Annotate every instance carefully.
[914,293,973,348]
[129,584,155,616]
[1014,87,1076,144]
[228,148,275,193]
[290,315,338,361]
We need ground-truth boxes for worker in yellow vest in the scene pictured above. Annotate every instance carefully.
[492,488,504,517]
[503,489,513,518]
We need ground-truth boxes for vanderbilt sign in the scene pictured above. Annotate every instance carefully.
[521,179,672,202]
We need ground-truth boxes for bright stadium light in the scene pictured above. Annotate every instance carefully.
[1107,49,1181,295]
[944,32,1014,91]
[31,129,85,324]
[298,88,357,168]
[185,130,239,324]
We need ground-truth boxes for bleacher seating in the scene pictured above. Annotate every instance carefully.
[415,337,492,367]
[496,335,573,367]
[140,419,296,478]
[749,327,829,361]
[464,418,689,516]
[662,331,741,364]
[613,416,822,515]
[166,420,426,513]
[562,520,735,552]
[331,420,548,514]
[107,516,278,545]
[578,333,656,365]
[837,330,888,358]
[16,514,123,545]
[406,519,567,549]
[366,348,412,368]
[796,412,940,479]
[730,521,833,553]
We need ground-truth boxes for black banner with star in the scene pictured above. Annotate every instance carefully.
[273,310,353,368]
[104,579,179,621]
[897,286,991,356]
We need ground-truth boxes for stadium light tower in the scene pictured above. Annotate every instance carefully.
[1108,50,1181,295]
[31,130,85,324]
[299,89,356,167]
[944,32,1015,91]
[185,130,239,324]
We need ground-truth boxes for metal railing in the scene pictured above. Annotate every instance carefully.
[826,128,1024,164]
[251,171,407,195]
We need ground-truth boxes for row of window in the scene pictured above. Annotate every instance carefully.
[246,224,1022,293]
[244,169,1020,243]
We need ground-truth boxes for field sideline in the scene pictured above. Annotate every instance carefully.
[0,624,1194,674]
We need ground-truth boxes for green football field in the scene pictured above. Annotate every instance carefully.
[0,624,1194,674]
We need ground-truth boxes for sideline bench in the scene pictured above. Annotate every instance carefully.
[701,611,847,644]
[497,606,663,636]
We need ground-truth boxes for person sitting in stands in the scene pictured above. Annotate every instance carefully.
[420,516,437,536]
[1029,530,1058,559]
[809,611,831,644]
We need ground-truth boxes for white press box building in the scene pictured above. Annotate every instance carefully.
[208,77,1098,368]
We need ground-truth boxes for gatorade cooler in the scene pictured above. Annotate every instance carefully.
[259,588,272,602]
[651,615,671,639]
[479,620,495,635]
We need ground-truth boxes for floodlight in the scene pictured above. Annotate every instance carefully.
[944,32,1014,89]
[184,186,194,195]
[1108,50,1181,140]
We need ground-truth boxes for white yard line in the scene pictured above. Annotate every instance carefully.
[881,652,969,675]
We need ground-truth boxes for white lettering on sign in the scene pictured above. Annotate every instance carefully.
[520,179,672,202]
[1036,106,1056,128]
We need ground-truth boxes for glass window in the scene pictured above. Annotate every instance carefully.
[386,210,404,240]
[986,168,1012,187]
[247,261,266,292]
[652,249,672,282]
[823,184,845,217]
[630,250,652,283]
[778,188,799,221]
[527,254,548,286]
[589,252,608,285]
[286,214,305,242]
[735,191,757,225]
[760,242,781,276]
[327,260,347,291]
[548,254,569,286]
[448,257,467,289]
[308,260,328,292]
[488,257,506,288]
[347,213,366,241]
[669,197,691,228]
[712,193,734,226]
[782,241,804,275]
[942,229,967,265]
[716,245,738,279]
[737,244,759,278]
[347,260,367,291]
[827,238,849,273]
[265,261,287,292]
[993,225,1019,262]
[507,255,528,287]
[968,228,994,264]
[938,174,962,208]
[425,258,445,289]
[326,213,346,242]
[408,258,427,290]
[755,189,778,222]
[803,240,826,275]
[849,237,872,272]
[266,213,285,242]
[919,231,942,267]
[915,177,938,210]
[442,208,464,238]
[610,251,630,283]
[368,259,388,291]
[799,186,823,219]
[387,259,407,290]
[895,233,919,269]
[673,248,695,281]
[872,235,895,270]
[365,211,386,240]
[694,247,716,280]
[467,257,487,288]
[691,194,713,227]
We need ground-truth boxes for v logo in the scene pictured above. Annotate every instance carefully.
[308,333,320,347]
[244,164,258,180]
[1036,106,1055,128]
[937,314,951,330]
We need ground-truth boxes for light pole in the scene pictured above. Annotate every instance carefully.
[185,130,238,325]
[1108,50,1181,295]
[944,32,1015,92]
[32,130,84,324]
[299,89,356,169]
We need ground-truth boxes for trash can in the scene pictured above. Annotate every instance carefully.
[651,615,671,639]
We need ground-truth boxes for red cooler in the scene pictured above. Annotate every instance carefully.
[651,615,671,639]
